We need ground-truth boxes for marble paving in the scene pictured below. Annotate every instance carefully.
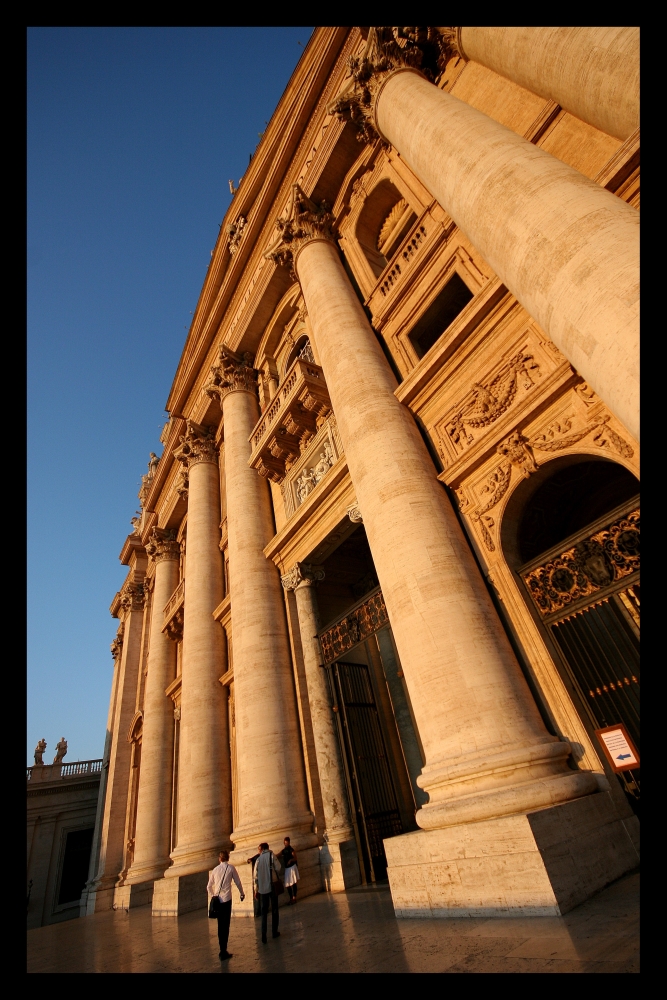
[27,870,639,973]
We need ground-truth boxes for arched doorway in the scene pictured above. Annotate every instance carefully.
[502,456,640,811]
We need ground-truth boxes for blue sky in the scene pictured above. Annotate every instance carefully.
[28,27,311,764]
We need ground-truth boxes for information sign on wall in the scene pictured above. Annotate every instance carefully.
[594,723,640,772]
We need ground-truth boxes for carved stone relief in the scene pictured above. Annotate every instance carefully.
[280,416,343,519]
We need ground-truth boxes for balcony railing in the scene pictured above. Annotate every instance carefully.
[249,357,333,483]
[162,578,185,642]
[27,759,103,780]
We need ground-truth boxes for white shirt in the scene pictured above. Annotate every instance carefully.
[253,851,282,895]
[207,862,244,903]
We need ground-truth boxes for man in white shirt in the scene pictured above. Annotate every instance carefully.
[253,842,282,943]
[207,850,245,960]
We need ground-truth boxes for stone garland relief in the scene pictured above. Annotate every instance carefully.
[319,588,389,665]
[522,509,640,618]
[458,393,635,554]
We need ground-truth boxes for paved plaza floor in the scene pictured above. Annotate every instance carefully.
[28,870,639,974]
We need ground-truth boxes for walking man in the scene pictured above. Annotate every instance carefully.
[253,842,282,943]
[207,850,245,961]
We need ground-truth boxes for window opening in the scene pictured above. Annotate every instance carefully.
[409,273,474,358]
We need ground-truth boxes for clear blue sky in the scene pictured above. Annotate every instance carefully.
[28,27,312,764]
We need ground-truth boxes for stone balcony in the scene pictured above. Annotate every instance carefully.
[162,579,185,642]
[249,357,333,483]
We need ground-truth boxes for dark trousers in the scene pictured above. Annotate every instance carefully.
[287,884,297,900]
[260,890,279,939]
[216,899,232,953]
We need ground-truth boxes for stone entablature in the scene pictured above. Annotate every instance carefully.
[248,356,333,483]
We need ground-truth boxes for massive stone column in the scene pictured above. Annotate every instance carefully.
[85,584,146,913]
[152,421,231,916]
[281,563,360,891]
[331,29,639,442]
[204,350,319,909]
[264,192,639,915]
[457,27,639,142]
[122,529,180,902]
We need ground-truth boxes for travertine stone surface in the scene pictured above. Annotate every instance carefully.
[296,237,598,830]
[86,601,145,913]
[385,792,640,917]
[126,543,179,886]
[460,27,639,141]
[284,566,360,890]
[222,387,316,864]
[375,70,639,441]
[166,451,231,879]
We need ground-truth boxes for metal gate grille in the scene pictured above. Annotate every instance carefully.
[333,661,403,881]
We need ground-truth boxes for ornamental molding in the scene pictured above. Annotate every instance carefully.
[265,185,337,274]
[328,27,460,144]
[319,587,389,665]
[110,623,125,660]
[173,419,218,469]
[522,507,639,619]
[145,527,180,563]
[347,501,363,523]
[281,561,325,591]
[204,343,259,401]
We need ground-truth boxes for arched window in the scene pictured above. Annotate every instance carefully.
[503,456,640,810]
[283,335,315,377]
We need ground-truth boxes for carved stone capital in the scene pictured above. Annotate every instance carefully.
[110,623,124,660]
[173,419,218,469]
[281,561,325,591]
[119,583,145,614]
[145,527,180,563]
[265,185,337,274]
[226,215,247,256]
[328,28,460,144]
[204,344,259,402]
[347,502,363,523]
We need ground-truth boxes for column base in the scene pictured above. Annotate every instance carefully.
[83,879,116,915]
[385,792,639,918]
[113,881,154,910]
[320,840,361,892]
[152,871,209,916]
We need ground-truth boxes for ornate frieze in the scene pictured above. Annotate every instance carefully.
[281,562,325,591]
[279,415,343,519]
[328,28,460,144]
[522,508,640,619]
[265,185,337,274]
[319,587,389,665]
[145,527,180,562]
[173,419,218,469]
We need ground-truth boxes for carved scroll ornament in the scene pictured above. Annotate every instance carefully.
[281,562,325,591]
[265,185,336,274]
[328,28,461,144]
[173,419,218,469]
[145,527,180,562]
[204,344,259,401]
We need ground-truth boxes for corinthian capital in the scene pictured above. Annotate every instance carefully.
[265,185,337,274]
[145,527,180,562]
[281,561,325,591]
[119,583,145,614]
[173,419,218,469]
[204,344,259,402]
[328,27,460,143]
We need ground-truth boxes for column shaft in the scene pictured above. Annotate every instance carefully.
[374,69,639,441]
[460,27,639,142]
[222,387,315,853]
[295,237,597,830]
[126,544,179,883]
[291,578,354,844]
[168,451,231,876]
